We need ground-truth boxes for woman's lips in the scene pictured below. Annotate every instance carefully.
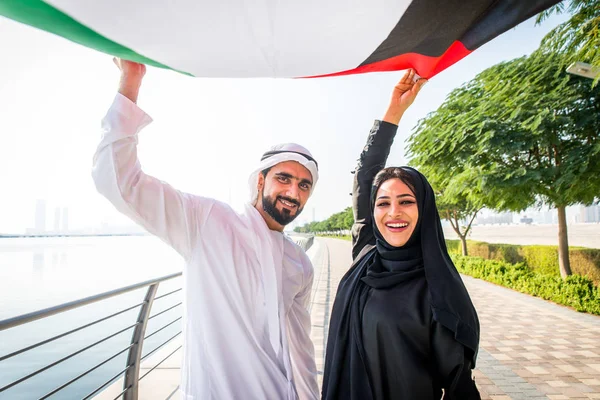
[385,221,408,233]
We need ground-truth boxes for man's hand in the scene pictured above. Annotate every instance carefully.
[114,57,146,104]
[383,69,427,125]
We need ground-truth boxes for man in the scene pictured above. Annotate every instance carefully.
[92,58,319,399]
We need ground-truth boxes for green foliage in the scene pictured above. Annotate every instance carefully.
[318,234,352,241]
[408,48,600,274]
[445,239,461,255]
[518,245,561,276]
[537,0,600,85]
[317,236,600,314]
[452,255,600,315]
[446,239,600,284]
[408,51,600,212]
[295,206,353,233]
[406,85,488,245]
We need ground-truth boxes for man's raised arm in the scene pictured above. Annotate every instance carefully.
[92,59,209,260]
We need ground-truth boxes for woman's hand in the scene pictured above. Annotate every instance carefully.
[383,69,427,125]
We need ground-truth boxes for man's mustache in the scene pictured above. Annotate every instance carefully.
[277,196,300,207]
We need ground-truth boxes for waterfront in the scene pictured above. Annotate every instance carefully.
[443,223,600,249]
[0,236,183,399]
[1,224,599,398]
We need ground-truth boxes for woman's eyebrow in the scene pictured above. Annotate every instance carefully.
[377,194,414,200]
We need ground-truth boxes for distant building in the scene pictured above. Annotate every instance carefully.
[580,205,600,223]
[62,207,69,231]
[475,211,514,225]
[54,207,61,231]
[34,199,46,233]
[542,210,556,224]
[519,215,533,224]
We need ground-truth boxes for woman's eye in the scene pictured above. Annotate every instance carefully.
[377,202,389,207]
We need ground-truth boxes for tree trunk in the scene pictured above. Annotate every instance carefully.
[460,235,468,256]
[557,206,572,278]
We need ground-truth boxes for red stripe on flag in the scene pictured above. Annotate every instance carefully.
[307,41,472,79]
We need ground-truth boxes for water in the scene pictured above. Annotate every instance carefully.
[0,236,184,399]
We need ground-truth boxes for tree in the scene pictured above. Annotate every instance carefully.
[435,192,482,256]
[408,50,600,277]
[293,206,354,235]
[537,0,600,85]
[408,84,492,256]
[342,207,354,230]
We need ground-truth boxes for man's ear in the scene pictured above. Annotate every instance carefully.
[257,172,265,190]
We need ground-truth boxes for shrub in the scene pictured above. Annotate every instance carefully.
[446,239,600,285]
[452,255,600,315]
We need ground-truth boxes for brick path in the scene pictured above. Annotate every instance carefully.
[308,238,600,399]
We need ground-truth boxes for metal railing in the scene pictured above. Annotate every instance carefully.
[290,234,315,251]
[0,272,183,399]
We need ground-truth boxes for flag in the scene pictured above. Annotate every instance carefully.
[0,0,561,78]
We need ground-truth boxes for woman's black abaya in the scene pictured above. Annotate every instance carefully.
[322,121,481,400]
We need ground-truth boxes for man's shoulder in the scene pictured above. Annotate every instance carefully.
[283,235,308,253]
[197,198,244,221]
[189,198,252,240]
[283,236,314,271]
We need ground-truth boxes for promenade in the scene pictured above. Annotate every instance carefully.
[98,236,600,399]
[310,238,600,399]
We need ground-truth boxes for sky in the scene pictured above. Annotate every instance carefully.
[0,11,570,234]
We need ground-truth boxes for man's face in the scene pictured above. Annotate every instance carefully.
[257,161,313,228]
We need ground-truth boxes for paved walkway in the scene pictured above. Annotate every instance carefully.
[98,236,600,399]
[309,238,600,399]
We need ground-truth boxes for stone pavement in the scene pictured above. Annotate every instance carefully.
[308,237,600,399]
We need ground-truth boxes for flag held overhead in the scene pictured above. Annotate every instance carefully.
[0,0,561,78]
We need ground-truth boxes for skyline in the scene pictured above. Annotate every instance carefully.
[0,12,573,233]
[4,198,598,237]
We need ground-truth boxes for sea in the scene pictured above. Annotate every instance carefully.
[0,235,183,399]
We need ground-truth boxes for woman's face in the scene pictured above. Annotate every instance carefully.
[373,178,419,247]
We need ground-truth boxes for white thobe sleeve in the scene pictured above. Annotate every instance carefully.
[92,93,208,260]
[287,259,319,400]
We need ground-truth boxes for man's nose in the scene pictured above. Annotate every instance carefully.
[286,185,300,200]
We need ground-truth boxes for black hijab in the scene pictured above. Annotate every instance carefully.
[322,166,480,399]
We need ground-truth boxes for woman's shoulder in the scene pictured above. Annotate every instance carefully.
[354,243,377,263]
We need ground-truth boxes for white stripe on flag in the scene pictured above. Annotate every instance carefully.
[46,0,413,77]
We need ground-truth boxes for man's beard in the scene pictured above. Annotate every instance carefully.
[262,190,303,226]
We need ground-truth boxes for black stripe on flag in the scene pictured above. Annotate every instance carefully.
[460,0,562,50]
[360,0,562,67]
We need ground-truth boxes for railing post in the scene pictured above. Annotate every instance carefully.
[123,283,159,399]
[307,236,314,250]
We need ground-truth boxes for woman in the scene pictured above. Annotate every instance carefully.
[321,69,481,400]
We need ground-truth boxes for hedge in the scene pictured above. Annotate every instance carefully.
[316,234,600,315]
[452,255,600,315]
[446,239,600,285]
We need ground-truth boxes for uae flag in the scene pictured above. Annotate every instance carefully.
[0,0,561,78]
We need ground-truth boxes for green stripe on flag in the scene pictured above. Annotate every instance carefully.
[0,0,192,75]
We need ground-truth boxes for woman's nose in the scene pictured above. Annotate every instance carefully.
[389,203,402,217]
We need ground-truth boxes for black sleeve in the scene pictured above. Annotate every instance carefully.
[351,120,398,260]
[431,321,481,400]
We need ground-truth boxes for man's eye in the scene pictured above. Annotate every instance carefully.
[278,176,289,183]
[300,183,310,190]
